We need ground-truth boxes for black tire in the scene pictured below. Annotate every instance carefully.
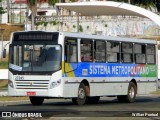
[117,82,137,103]
[72,83,87,105]
[86,96,100,104]
[29,96,44,105]
[126,82,137,103]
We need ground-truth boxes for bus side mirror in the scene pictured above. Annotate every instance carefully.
[3,49,6,58]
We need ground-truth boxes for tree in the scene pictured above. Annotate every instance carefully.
[48,0,58,7]
[27,0,59,30]
[0,0,5,14]
[156,0,160,12]
[0,7,5,15]
[0,0,5,23]
[113,0,157,11]
[134,0,155,11]
[27,0,40,30]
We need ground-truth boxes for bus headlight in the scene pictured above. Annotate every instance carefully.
[50,79,61,89]
[8,80,14,88]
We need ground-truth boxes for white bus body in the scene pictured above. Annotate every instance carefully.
[8,31,158,105]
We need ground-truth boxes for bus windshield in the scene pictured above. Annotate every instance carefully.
[9,44,61,72]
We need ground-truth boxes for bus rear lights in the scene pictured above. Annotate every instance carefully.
[8,80,14,88]
[50,79,61,89]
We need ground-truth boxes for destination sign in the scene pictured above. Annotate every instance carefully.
[13,32,59,42]
[18,34,53,40]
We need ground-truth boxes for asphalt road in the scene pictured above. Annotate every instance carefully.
[0,96,160,120]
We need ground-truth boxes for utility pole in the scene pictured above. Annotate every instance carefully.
[0,0,2,23]
[128,0,131,4]
[20,0,21,24]
[7,0,10,23]
[25,5,29,31]
[77,13,79,33]
[0,28,5,62]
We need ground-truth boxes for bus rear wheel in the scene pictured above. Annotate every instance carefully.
[29,96,44,105]
[117,82,137,103]
[72,83,87,105]
[126,82,137,103]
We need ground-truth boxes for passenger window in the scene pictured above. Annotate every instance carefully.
[121,42,133,63]
[107,41,120,62]
[134,44,146,64]
[65,39,77,63]
[146,44,155,64]
[81,39,93,62]
[94,41,106,62]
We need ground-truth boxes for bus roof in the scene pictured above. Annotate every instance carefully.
[11,31,157,44]
[59,31,157,44]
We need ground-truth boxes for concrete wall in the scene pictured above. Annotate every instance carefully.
[0,24,24,41]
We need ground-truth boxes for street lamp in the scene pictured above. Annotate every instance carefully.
[0,28,5,62]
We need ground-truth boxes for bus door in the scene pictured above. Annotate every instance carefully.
[64,38,78,77]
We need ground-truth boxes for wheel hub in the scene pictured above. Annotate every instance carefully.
[129,87,135,98]
[78,88,85,99]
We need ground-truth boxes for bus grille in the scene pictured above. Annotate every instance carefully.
[15,80,49,89]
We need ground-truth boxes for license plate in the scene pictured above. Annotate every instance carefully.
[27,92,36,96]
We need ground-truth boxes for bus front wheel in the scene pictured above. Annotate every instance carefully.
[72,83,87,105]
[29,96,44,105]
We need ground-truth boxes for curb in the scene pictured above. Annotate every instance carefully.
[0,100,30,106]
[0,91,8,96]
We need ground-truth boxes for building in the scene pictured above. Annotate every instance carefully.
[1,0,55,24]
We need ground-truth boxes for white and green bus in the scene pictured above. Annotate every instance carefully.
[8,31,158,105]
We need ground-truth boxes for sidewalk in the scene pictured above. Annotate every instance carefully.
[0,69,8,80]
[0,89,7,96]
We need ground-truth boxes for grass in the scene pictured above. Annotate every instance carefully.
[0,96,29,101]
[0,61,8,69]
[0,80,7,89]
[150,89,160,95]
[0,54,9,69]
[0,80,29,101]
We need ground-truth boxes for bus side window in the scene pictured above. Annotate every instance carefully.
[81,39,93,62]
[134,44,146,64]
[107,41,120,63]
[146,44,155,64]
[121,42,133,63]
[65,39,77,63]
[94,40,106,62]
